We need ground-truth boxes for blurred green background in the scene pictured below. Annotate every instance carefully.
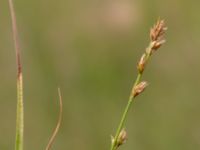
[1,0,200,149]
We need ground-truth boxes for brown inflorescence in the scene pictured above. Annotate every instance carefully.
[150,19,167,52]
[132,81,148,98]
[116,129,127,147]
[137,53,147,73]
[150,19,167,42]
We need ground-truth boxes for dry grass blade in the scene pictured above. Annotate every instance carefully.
[8,0,22,74]
[45,88,63,150]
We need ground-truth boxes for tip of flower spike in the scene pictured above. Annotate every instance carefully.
[147,19,167,55]
[150,19,167,42]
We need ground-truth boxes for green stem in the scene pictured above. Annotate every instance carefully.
[110,73,142,150]
[15,74,24,150]
[8,0,24,150]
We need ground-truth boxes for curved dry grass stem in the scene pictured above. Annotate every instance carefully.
[8,0,24,150]
[45,88,63,150]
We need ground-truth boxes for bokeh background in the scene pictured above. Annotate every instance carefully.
[1,0,200,149]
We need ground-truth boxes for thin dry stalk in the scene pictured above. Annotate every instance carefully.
[45,88,63,150]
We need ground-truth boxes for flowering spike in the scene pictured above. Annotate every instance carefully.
[137,53,147,73]
[150,19,167,42]
[132,81,148,98]
[116,129,127,148]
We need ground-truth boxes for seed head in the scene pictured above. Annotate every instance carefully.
[150,19,167,42]
[152,39,166,50]
[132,81,148,98]
[137,53,146,73]
[116,129,127,147]
[147,19,167,55]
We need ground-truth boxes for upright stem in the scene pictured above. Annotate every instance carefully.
[110,73,142,150]
[8,0,24,150]
[110,43,154,150]
[15,73,24,150]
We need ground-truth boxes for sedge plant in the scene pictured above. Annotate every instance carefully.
[8,0,167,149]
[110,20,167,150]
